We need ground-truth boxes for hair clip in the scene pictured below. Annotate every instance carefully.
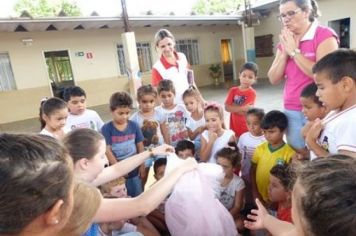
[224,145,236,151]
[40,97,49,102]
[204,101,221,110]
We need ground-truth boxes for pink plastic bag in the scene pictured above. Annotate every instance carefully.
[164,154,238,236]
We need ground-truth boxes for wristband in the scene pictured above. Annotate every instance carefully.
[290,48,301,58]
[148,147,154,158]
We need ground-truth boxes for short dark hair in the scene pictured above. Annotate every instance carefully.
[300,83,323,106]
[240,62,258,76]
[137,84,157,101]
[0,133,73,234]
[157,80,175,94]
[109,92,133,111]
[153,158,167,175]
[270,163,295,191]
[215,142,241,168]
[312,49,356,84]
[297,155,356,236]
[261,110,288,131]
[62,86,86,102]
[246,107,265,121]
[175,140,195,156]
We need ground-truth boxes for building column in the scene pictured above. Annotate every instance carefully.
[241,24,256,62]
[121,32,141,108]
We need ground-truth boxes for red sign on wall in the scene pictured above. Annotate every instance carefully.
[86,52,93,59]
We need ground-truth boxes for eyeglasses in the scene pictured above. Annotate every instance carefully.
[278,8,301,21]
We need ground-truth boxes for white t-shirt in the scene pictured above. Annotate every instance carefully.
[65,109,104,132]
[201,129,235,163]
[130,110,165,146]
[237,132,266,183]
[317,105,356,156]
[156,104,189,147]
[186,114,205,141]
[219,174,245,210]
[40,127,70,139]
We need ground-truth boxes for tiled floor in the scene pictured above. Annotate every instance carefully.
[0,79,284,133]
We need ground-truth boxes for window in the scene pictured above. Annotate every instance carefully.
[329,18,350,48]
[175,39,200,65]
[117,42,153,75]
[255,34,274,57]
[0,53,16,91]
[117,45,126,75]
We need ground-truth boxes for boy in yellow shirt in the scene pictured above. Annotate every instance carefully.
[251,110,295,206]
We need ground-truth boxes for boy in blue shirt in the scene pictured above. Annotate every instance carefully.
[101,92,145,197]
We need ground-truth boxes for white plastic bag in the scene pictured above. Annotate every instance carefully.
[164,154,238,236]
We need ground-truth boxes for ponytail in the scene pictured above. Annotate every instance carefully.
[39,97,67,130]
[309,0,320,22]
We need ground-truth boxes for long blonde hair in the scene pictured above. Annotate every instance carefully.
[59,181,102,236]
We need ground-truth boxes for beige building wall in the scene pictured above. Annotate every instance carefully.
[0,24,244,123]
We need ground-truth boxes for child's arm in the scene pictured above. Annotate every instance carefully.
[160,122,170,145]
[93,144,173,186]
[93,158,198,222]
[188,126,205,140]
[136,141,146,180]
[105,146,118,165]
[305,119,329,157]
[225,103,253,115]
[224,88,256,115]
[200,132,217,162]
[244,199,296,236]
[229,188,245,218]
[250,163,266,206]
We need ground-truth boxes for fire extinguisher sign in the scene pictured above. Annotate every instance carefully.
[86,52,93,59]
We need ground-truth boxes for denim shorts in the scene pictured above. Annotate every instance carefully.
[126,175,142,197]
[284,109,306,150]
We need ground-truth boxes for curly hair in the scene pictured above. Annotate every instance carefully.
[109,91,133,111]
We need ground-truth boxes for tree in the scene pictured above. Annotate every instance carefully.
[14,0,81,17]
[192,0,243,15]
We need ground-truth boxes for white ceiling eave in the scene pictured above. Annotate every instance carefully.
[0,15,242,32]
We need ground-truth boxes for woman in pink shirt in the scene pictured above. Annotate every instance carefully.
[268,0,338,157]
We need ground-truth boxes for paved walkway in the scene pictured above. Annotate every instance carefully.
[0,79,284,133]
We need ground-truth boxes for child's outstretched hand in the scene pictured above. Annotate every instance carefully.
[244,198,269,230]
[153,144,175,156]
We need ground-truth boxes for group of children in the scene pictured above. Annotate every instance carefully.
[10,48,356,236]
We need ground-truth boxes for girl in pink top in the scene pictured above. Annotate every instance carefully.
[267,0,338,157]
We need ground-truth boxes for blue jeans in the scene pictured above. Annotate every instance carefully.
[284,109,306,150]
[126,175,142,197]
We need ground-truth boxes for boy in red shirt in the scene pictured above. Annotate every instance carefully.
[225,62,258,138]
[268,163,295,223]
